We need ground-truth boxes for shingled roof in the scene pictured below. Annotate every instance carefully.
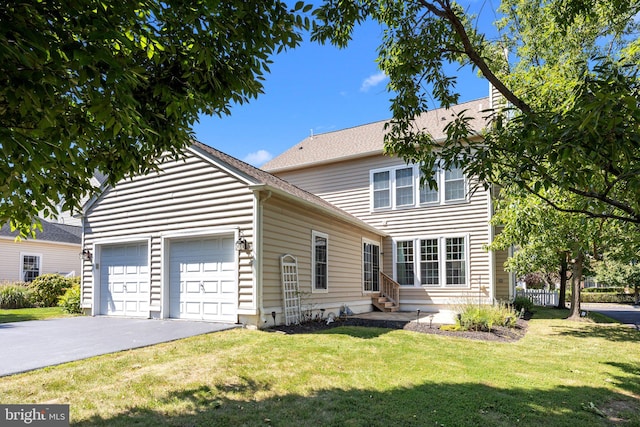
[262,97,491,172]
[190,142,386,236]
[0,218,82,244]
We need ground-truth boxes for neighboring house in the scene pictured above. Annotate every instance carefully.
[80,143,385,326]
[0,218,82,282]
[263,96,512,312]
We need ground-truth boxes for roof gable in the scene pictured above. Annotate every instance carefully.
[190,142,384,236]
[262,97,490,172]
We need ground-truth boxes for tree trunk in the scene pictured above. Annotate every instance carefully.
[557,252,569,309]
[568,252,585,320]
[635,283,639,305]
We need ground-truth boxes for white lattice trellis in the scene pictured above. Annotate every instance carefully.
[280,254,301,326]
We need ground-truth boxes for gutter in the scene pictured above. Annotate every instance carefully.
[253,189,273,325]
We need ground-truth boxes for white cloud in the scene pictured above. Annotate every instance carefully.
[243,150,273,167]
[360,72,388,92]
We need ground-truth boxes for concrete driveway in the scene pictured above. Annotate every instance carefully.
[0,316,239,377]
[582,303,640,330]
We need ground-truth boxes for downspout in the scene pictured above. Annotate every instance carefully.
[256,190,273,325]
[487,185,495,304]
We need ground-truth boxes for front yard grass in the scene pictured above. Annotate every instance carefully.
[0,307,638,426]
[0,307,73,323]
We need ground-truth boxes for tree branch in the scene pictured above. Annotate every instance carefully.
[417,0,532,113]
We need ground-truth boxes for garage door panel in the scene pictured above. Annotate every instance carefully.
[203,303,219,315]
[220,303,236,316]
[202,281,219,294]
[220,280,235,294]
[169,236,237,322]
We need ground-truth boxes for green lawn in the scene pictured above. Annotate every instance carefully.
[0,308,638,426]
[0,307,73,323]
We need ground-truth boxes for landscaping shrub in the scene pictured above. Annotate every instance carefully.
[512,296,534,313]
[0,283,32,309]
[580,292,635,303]
[582,287,625,293]
[455,302,518,332]
[28,274,74,307]
[58,284,82,314]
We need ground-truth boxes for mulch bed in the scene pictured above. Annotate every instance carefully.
[269,314,530,343]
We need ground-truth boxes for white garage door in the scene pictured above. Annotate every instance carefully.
[169,236,237,322]
[99,242,149,317]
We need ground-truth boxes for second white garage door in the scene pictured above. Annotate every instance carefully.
[169,236,237,322]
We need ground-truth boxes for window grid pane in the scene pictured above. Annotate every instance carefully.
[314,236,327,290]
[22,255,40,282]
[395,168,414,206]
[445,237,466,286]
[373,171,390,208]
[419,169,439,204]
[396,241,414,286]
[444,166,465,201]
[420,239,439,286]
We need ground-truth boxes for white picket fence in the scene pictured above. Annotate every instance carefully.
[516,289,559,307]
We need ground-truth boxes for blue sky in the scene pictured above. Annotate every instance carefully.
[194,5,497,166]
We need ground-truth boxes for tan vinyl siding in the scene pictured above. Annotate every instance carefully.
[261,194,382,321]
[0,239,81,282]
[275,153,496,308]
[494,248,511,300]
[82,151,255,315]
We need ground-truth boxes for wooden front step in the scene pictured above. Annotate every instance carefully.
[372,294,399,312]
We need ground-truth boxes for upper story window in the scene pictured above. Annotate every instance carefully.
[445,166,465,202]
[372,171,390,209]
[395,167,414,206]
[370,163,466,211]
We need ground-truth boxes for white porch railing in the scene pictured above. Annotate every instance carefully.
[516,289,558,307]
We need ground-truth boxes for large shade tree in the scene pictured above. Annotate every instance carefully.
[1,0,311,237]
[312,0,640,224]
[489,186,604,319]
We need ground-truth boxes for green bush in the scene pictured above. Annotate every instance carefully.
[512,296,535,313]
[58,284,82,314]
[582,286,625,293]
[29,274,74,307]
[456,302,518,332]
[0,283,32,309]
[580,292,635,303]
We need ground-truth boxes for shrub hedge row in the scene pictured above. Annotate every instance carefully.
[0,274,81,310]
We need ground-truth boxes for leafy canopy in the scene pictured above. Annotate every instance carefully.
[1,0,311,237]
[312,0,640,224]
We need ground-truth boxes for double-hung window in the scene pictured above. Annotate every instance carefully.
[395,240,415,286]
[445,237,466,285]
[420,238,439,286]
[395,167,414,207]
[372,171,391,209]
[312,231,328,292]
[21,253,41,282]
[395,236,468,287]
[444,165,465,202]
[419,167,439,204]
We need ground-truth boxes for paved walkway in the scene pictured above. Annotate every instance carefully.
[582,303,640,329]
[0,316,239,377]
